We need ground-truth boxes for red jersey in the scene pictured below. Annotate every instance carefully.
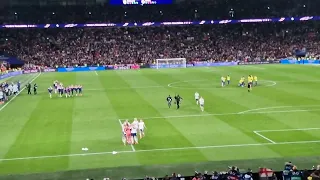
[125,127,131,136]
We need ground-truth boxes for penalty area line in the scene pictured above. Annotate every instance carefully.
[1,140,320,162]
[255,127,320,133]
[253,131,276,144]
[118,119,136,152]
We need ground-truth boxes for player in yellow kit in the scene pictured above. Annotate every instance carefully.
[254,75,258,86]
[239,78,244,87]
[226,75,231,85]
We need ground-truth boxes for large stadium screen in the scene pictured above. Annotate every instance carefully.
[110,0,173,5]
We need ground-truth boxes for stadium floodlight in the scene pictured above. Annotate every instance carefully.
[155,58,187,69]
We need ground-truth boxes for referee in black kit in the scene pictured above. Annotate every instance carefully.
[174,94,183,109]
[26,83,32,95]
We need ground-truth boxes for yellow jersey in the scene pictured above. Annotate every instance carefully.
[226,76,231,81]
[221,77,226,82]
[254,76,257,81]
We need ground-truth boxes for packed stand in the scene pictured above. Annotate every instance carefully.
[0,21,320,67]
[159,163,319,180]
[87,163,320,180]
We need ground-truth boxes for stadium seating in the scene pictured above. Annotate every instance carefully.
[0,0,319,67]
[0,22,319,67]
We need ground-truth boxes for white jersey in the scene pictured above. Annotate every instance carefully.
[195,92,200,100]
[131,127,137,134]
[13,84,18,92]
[132,120,138,129]
[8,85,13,91]
[138,121,145,130]
[199,98,204,105]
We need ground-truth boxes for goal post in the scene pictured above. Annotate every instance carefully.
[155,58,187,69]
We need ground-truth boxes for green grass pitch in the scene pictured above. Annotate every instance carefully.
[1,64,320,180]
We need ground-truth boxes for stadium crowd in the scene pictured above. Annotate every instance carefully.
[98,163,320,180]
[0,22,319,67]
[0,0,319,67]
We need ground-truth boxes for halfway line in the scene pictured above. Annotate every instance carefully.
[118,108,320,121]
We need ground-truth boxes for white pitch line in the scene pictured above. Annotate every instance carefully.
[253,131,276,144]
[256,127,320,132]
[94,71,98,76]
[118,119,135,152]
[1,140,320,162]
[0,73,41,112]
[118,108,320,121]
[238,105,320,114]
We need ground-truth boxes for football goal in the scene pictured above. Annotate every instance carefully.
[155,58,187,69]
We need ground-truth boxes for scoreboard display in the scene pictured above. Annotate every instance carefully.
[110,0,172,5]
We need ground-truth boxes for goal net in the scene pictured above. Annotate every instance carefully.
[155,58,187,69]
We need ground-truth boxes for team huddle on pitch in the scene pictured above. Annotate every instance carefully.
[121,118,146,145]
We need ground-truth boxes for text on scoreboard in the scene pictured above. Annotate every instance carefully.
[110,0,172,5]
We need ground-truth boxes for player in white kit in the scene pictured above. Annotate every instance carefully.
[132,118,138,129]
[138,119,146,139]
[199,96,205,112]
[195,92,200,105]
[131,124,138,144]
[13,83,18,95]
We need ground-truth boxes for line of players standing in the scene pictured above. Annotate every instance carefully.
[221,75,258,92]
[48,81,83,98]
[0,81,21,103]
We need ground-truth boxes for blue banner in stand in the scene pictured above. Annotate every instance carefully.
[149,62,237,69]
[280,59,320,64]
[193,62,238,67]
[0,71,23,80]
[57,67,105,72]
[0,16,316,29]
